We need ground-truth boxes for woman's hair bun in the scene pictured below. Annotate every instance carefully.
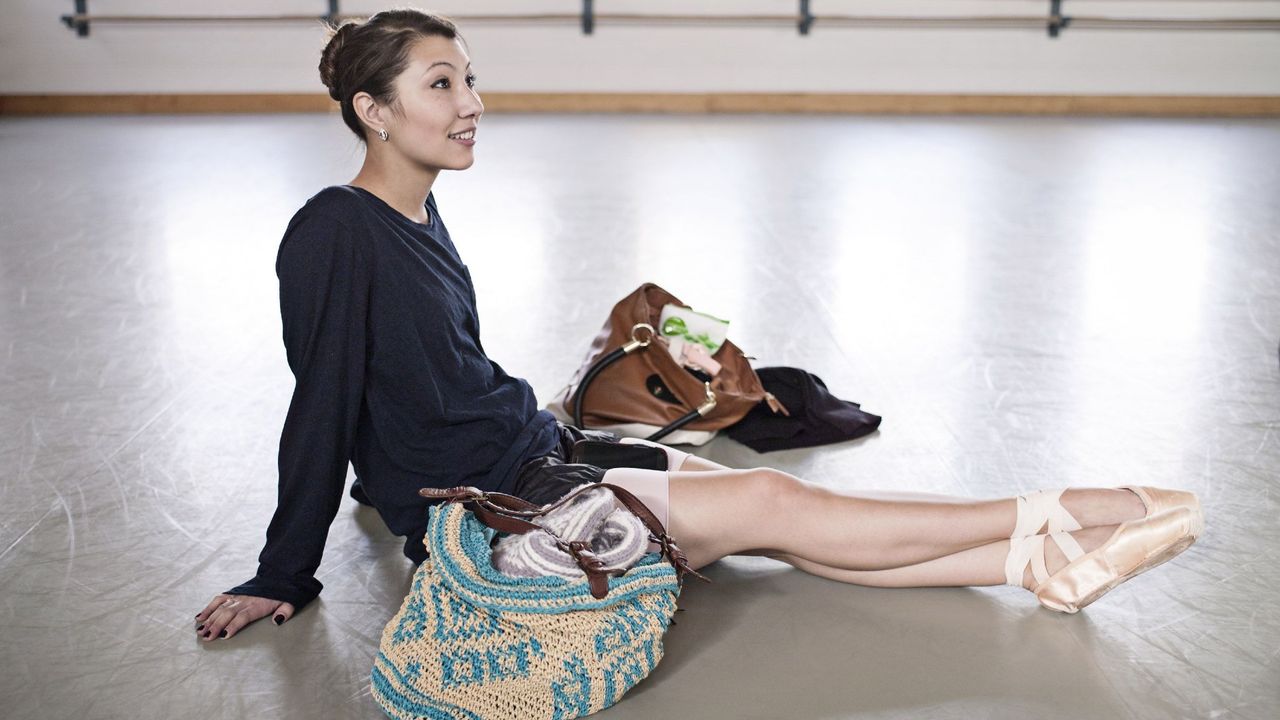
[319,21,359,102]
[318,9,462,142]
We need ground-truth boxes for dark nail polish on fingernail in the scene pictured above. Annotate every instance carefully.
[196,624,205,632]
[274,615,284,625]
[219,630,227,638]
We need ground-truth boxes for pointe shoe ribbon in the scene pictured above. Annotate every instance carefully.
[1005,531,1086,588]
[1011,489,1083,539]
[1035,506,1201,614]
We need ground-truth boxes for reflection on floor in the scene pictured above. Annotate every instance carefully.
[1,113,1277,719]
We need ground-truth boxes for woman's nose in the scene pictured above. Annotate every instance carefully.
[461,89,484,119]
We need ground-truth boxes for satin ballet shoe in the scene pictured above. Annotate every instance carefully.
[1033,506,1201,614]
[1005,530,1087,593]
[1119,486,1204,535]
[1010,489,1083,539]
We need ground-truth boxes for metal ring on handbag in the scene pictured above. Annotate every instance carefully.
[570,323,717,443]
[621,323,654,352]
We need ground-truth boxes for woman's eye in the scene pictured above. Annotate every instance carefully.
[432,75,476,89]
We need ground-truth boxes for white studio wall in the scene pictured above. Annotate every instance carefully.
[2,0,1278,97]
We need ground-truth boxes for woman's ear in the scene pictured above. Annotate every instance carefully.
[352,92,385,136]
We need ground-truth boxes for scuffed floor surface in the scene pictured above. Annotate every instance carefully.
[1,112,1277,719]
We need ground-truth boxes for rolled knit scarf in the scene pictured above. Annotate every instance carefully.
[491,486,649,579]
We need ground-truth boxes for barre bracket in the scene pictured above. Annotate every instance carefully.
[60,0,89,37]
[1049,0,1072,38]
[799,0,816,36]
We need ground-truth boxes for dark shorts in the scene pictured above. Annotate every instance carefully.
[510,422,670,507]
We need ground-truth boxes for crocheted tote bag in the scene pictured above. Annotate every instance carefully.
[371,485,705,720]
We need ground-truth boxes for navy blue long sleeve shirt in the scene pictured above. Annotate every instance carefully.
[225,185,559,610]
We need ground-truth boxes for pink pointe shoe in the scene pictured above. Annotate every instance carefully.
[1009,486,1202,539]
[1034,506,1201,613]
[1006,488,1204,613]
[1120,486,1204,534]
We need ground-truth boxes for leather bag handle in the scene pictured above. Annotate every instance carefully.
[570,323,717,443]
[420,484,710,598]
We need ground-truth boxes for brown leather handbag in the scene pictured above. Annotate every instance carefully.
[559,283,774,442]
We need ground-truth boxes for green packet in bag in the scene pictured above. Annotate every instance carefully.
[658,303,729,356]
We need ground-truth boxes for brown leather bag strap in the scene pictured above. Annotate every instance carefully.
[472,509,614,598]
[425,482,669,541]
[418,483,710,590]
[567,540,610,599]
[591,482,665,534]
[594,482,710,585]
[474,491,542,514]
[420,485,637,598]
[468,504,542,535]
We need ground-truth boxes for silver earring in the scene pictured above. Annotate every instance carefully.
[377,128,389,142]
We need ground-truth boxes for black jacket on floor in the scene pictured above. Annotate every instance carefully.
[726,367,881,452]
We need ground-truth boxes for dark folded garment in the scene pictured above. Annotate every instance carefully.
[725,367,881,452]
[570,439,670,471]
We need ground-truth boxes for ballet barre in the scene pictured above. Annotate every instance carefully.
[59,0,1280,40]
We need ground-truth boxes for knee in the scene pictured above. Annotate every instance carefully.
[665,467,809,564]
[740,467,809,508]
[725,469,815,551]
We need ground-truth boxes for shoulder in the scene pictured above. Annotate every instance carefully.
[287,186,367,231]
[282,185,376,243]
[277,187,368,272]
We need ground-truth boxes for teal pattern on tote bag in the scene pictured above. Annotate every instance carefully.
[372,502,681,720]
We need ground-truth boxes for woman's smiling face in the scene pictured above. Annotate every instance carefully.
[383,35,484,171]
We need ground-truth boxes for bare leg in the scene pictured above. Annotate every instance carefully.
[663,466,1145,573]
[744,524,1120,589]
[676,453,1142,534]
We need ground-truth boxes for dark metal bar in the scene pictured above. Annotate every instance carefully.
[799,0,815,36]
[1049,0,1073,38]
[582,0,594,36]
[1070,17,1280,31]
[59,14,345,25]
[55,9,1280,36]
[324,0,339,26]
[59,0,90,37]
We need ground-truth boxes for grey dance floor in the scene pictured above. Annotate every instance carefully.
[2,111,1278,719]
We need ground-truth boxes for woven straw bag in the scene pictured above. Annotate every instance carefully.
[371,485,705,720]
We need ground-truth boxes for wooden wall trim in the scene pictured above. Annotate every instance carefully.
[2,93,1278,117]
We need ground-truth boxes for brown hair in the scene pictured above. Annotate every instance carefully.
[318,9,463,142]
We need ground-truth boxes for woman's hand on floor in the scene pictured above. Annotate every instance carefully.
[194,594,296,642]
